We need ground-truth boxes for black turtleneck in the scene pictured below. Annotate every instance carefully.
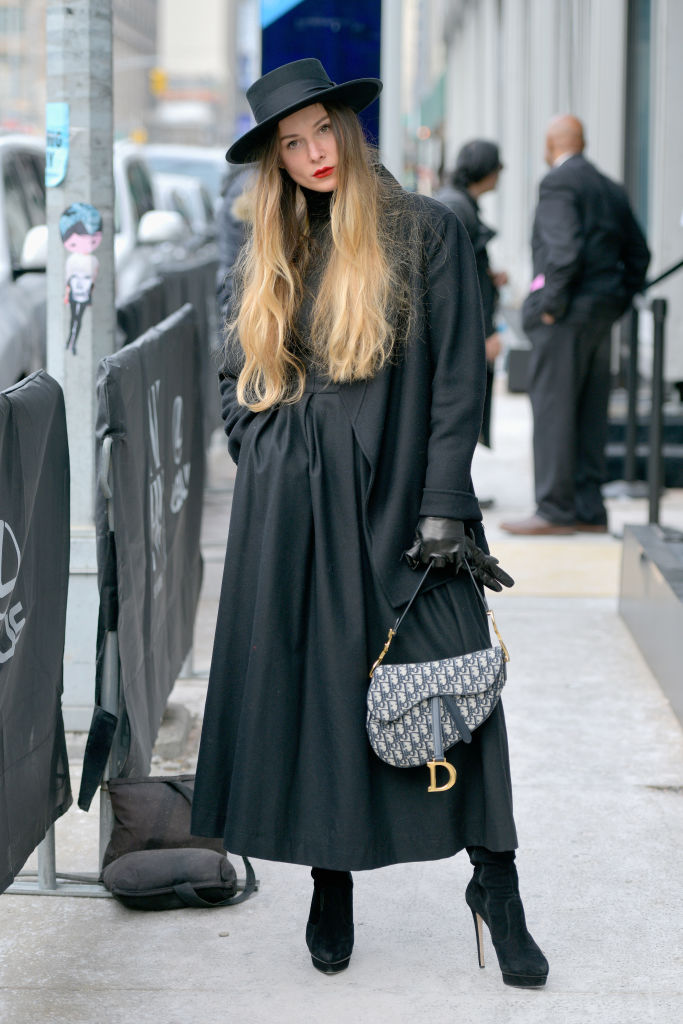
[300,185,333,227]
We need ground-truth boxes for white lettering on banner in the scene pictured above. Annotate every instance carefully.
[0,520,25,663]
[147,379,166,586]
[169,395,190,514]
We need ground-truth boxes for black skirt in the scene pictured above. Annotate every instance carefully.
[191,378,518,870]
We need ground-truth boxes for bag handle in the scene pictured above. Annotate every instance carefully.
[163,779,258,905]
[173,856,257,908]
[369,560,509,677]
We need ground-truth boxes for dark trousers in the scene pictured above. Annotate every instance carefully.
[527,311,616,525]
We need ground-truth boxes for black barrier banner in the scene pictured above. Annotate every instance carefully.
[0,371,72,893]
[159,253,222,444]
[115,275,167,350]
[89,304,204,779]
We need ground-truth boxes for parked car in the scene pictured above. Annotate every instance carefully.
[0,135,47,389]
[152,170,216,244]
[142,144,226,209]
[0,138,187,389]
[113,141,189,301]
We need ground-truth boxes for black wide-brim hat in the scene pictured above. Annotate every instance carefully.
[226,58,382,164]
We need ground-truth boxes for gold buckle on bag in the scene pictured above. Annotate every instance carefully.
[427,759,457,793]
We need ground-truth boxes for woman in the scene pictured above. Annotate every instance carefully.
[191,59,548,988]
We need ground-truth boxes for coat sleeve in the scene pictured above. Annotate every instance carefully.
[419,208,486,522]
[534,174,583,319]
[218,339,257,465]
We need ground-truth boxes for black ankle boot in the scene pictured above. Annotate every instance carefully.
[306,868,354,975]
[465,848,549,988]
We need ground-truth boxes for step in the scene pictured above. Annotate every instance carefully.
[607,414,683,445]
[605,442,683,487]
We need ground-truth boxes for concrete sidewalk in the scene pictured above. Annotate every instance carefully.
[1,384,682,1024]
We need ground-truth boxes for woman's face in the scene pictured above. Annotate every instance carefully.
[277,103,339,192]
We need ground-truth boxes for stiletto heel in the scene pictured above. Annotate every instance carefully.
[471,908,485,968]
[465,853,549,989]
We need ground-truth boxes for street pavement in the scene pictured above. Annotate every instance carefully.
[1,383,682,1024]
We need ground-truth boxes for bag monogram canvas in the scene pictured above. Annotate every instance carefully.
[366,563,509,792]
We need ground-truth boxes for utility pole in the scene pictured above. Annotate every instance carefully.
[46,0,115,730]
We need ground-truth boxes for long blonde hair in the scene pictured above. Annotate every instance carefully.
[229,105,413,411]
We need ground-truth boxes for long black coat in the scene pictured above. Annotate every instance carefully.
[219,192,488,609]
[192,187,517,869]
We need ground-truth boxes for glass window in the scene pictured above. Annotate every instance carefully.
[16,153,46,226]
[2,155,31,271]
[200,186,214,223]
[126,161,155,224]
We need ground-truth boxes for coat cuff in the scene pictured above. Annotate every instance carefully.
[419,488,483,522]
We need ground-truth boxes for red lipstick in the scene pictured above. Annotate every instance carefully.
[313,167,334,178]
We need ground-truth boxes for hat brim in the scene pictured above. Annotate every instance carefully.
[226,78,383,164]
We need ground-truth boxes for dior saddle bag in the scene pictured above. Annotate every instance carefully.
[366,562,509,793]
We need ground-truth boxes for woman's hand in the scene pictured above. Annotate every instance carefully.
[404,516,514,592]
[464,542,514,592]
[404,516,468,570]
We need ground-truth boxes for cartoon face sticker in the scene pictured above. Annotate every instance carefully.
[59,202,103,355]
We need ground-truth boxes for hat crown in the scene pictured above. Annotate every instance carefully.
[226,57,382,163]
[247,59,337,126]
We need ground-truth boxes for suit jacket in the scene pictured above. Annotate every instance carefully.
[526,153,650,327]
[218,190,488,608]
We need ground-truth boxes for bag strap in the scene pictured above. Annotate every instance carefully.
[162,780,258,906]
[369,560,509,677]
[173,856,257,908]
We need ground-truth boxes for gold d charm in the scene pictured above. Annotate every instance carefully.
[427,759,457,793]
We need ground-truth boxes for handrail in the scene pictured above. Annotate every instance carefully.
[620,256,682,507]
[643,257,683,292]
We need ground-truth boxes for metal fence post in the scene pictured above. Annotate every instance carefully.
[624,305,640,483]
[36,826,57,890]
[648,298,667,525]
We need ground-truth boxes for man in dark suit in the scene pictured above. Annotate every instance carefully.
[501,115,650,535]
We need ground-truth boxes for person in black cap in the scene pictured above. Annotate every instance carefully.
[191,58,547,988]
[436,140,507,457]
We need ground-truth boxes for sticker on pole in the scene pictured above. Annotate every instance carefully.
[45,102,70,187]
[59,203,103,356]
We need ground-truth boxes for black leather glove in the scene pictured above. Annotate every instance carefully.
[404,516,514,593]
[404,517,467,570]
[464,540,514,592]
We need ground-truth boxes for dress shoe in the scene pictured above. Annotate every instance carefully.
[500,514,574,535]
[573,521,608,533]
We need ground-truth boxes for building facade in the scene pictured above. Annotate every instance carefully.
[151,0,257,146]
[0,0,46,132]
[437,0,683,383]
[0,0,158,141]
